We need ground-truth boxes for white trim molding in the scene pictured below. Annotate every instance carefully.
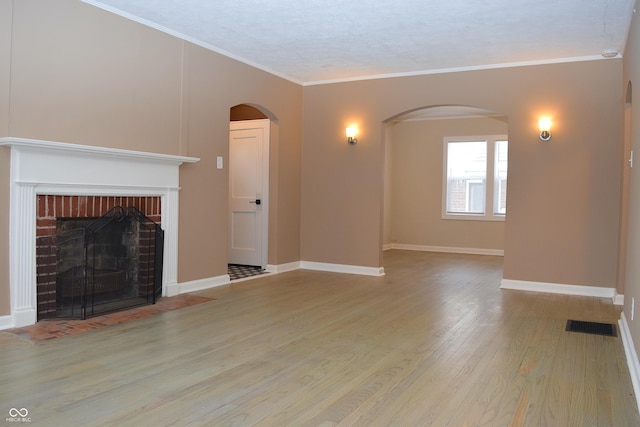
[0,315,14,331]
[160,259,384,299]
[266,261,302,274]
[171,274,231,295]
[500,279,618,302]
[387,243,504,257]
[80,0,304,86]
[0,137,199,329]
[301,261,385,277]
[619,312,640,413]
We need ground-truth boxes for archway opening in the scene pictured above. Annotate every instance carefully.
[382,105,509,262]
[231,104,268,121]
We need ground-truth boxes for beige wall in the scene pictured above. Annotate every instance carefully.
[383,125,393,245]
[623,0,640,373]
[386,117,507,250]
[0,0,302,316]
[0,0,12,315]
[9,0,185,153]
[0,0,10,136]
[302,59,623,285]
[178,44,302,281]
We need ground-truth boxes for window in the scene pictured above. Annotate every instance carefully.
[443,135,508,221]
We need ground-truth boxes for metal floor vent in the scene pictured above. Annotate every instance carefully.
[566,320,617,337]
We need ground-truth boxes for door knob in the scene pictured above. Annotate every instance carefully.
[249,199,261,205]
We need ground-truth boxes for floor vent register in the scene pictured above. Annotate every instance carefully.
[565,320,617,337]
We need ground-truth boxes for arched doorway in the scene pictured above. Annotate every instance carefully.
[382,105,509,259]
[228,104,276,280]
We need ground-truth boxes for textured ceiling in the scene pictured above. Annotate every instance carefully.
[83,0,635,85]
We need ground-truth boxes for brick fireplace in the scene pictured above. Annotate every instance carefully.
[36,195,162,319]
[0,137,199,328]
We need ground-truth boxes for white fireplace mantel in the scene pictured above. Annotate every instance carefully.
[0,137,199,328]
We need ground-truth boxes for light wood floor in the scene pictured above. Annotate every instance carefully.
[1,250,638,426]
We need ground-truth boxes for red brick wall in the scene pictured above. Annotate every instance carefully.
[37,195,161,225]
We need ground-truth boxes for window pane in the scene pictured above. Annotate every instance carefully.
[446,141,486,214]
[494,140,508,215]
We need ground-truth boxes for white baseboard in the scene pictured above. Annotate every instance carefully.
[0,309,36,330]
[301,261,385,277]
[619,312,640,413]
[501,279,617,301]
[614,293,625,306]
[388,243,504,256]
[0,315,14,331]
[13,309,37,328]
[174,274,231,294]
[165,280,180,297]
[266,261,301,274]
[170,259,384,295]
[382,243,394,251]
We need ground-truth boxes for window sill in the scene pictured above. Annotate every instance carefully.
[441,214,506,222]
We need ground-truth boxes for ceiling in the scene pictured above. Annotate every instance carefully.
[82,0,635,85]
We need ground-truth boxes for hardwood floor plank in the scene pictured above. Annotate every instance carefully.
[0,251,638,426]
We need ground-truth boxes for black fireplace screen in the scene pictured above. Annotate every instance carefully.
[38,206,164,320]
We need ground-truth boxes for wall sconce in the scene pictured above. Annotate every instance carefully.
[539,118,552,141]
[346,127,358,145]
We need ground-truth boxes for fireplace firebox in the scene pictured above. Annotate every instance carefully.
[36,206,164,320]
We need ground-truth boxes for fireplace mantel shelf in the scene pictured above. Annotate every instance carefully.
[0,137,200,165]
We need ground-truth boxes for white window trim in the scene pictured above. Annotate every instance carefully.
[465,179,484,213]
[441,135,508,222]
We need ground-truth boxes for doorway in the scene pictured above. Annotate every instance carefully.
[382,105,508,257]
[228,118,270,276]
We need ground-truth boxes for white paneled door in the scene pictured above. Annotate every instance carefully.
[228,119,269,267]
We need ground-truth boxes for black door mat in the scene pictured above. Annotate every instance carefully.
[566,320,617,337]
[228,264,267,281]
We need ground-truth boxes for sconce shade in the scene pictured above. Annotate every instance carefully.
[346,127,358,144]
[538,118,552,141]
